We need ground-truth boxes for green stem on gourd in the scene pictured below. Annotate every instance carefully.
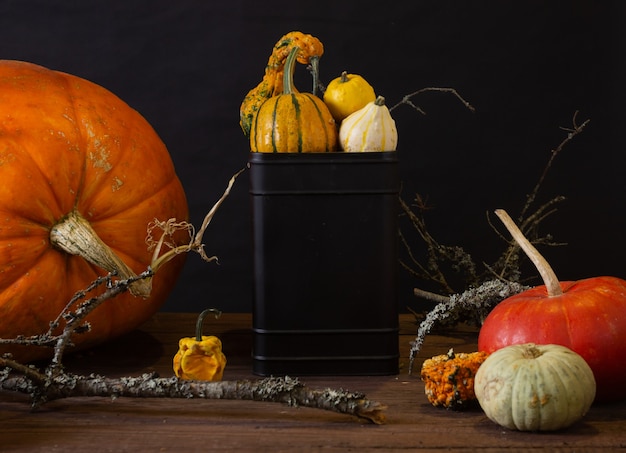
[195,308,222,341]
[283,46,299,96]
[49,210,152,298]
[283,46,321,97]
[374,95,386,107]
[494,209,563,297]
[310,55,320,96]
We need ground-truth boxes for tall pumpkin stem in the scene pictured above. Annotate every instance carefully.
[49,210,152,297]
[494,209,563,297]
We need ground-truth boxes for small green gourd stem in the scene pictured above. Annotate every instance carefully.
[340,71,349,83]
[494,209,563,297]
[310,55,320,96]
[284,46,320,96]
[195,308,222,341]
[283,46,299,96]
[374,95,386,106]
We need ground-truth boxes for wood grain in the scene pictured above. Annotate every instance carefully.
[1,313,624,452]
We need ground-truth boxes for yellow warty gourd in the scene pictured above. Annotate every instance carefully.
[339,95,397,152]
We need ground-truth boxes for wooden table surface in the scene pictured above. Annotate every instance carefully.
[1,313,624,452]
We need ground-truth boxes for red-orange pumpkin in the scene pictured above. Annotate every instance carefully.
[0,60,188,362]
[478,210,626,403]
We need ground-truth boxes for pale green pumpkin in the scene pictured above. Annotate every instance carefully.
[474,343,596,431]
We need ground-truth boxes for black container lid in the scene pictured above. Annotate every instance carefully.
[249,151,399,195]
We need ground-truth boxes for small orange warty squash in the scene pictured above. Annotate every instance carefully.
[0,60,188,362]
[249,47,338,153]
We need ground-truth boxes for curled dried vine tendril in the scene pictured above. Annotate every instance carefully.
[147,167,246,273]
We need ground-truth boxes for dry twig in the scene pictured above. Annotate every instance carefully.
[147,167,246,272]
[389,87,476,114]
[404,111,590,367]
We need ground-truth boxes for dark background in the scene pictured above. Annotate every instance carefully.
[1,1,624,313]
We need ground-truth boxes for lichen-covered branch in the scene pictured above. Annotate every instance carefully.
[408,279,528,374]
[0,372,386,424]
[0,273,149,348]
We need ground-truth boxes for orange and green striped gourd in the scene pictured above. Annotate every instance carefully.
[249,46,338,153]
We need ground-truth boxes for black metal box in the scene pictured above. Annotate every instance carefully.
[249,152,400,375]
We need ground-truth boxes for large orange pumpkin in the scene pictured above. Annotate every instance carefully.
[0,60,188,362]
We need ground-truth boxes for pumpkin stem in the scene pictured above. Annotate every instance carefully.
[195,308,222,341]
[494,209,563,297]
[521,343,543,359]
[283,46,299,96]
[340,71,349,83]
[49,210,152,297]
[374,95,386,106]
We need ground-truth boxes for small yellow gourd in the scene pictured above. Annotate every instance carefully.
[339,95,398,152]
[173,309,227,381]
[323,71,376,123]
[474,343,596,431]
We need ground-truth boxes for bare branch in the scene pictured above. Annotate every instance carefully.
[520,112,589,221]
[403,111,589,365]
[413,288,451,304]
[389,87,476,114]
[0,357,46,385]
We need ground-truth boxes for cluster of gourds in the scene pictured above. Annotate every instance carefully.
[420,343,596,431]
[421,209,626,432]
[239,31,398,153]
[0,31,621,417]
